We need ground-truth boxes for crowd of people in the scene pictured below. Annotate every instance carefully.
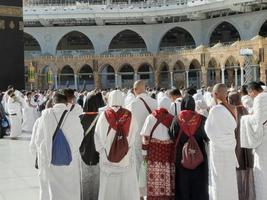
[0,80,267,200]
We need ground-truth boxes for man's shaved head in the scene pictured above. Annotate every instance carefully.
[213,83,228,102]
[133,80,146,95]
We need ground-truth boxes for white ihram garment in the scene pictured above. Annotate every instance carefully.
[30,118,50,200]
[7,97,23,138]
[22,98,39,132]
[240,92,267,200]
[205,104,238,200]
[35,104,83,200]
[94,90,140,200]
[126,93,157,176]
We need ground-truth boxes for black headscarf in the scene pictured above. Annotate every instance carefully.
[181,95,195,111]
[80,92,105,166]
[81,92,105,130]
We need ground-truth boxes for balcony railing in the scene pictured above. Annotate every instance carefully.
[24,51,42,58]
[103,48,149,55]
[159,45,195,53]
[56,50,95,56]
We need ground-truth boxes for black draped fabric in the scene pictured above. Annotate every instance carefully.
[77,95,84,108]
[169,96,209,200]
[0,101,8,138]
[80,92,105,200]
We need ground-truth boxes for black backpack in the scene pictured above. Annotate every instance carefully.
[79,115,99,165]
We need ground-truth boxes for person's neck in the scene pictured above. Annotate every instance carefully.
[217,98,227,105]
[136,91,146,97]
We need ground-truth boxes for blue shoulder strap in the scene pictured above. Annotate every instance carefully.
[52,110,68,141]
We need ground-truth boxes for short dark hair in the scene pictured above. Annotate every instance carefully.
[63,89,75,100]
[26,92,32,97]
[186,87,197,96]
[247,81,263,92]
[52,92,67,104]
[240,85,248,95]
[169,88,181,97]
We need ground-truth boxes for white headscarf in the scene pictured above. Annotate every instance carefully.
[158,97,171,112]
[195,100,209,117]
[108,90,125,107]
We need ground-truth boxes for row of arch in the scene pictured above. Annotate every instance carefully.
[24,20,267,53]
[27,55,251,89]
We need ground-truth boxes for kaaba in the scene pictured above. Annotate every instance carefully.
[0,0,24,90]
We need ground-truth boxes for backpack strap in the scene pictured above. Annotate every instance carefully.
[220,102,237,121]
[139,97,152,114]
[70,104,75,112]
[174,103,177,116]
[52,110,68,141]
[146,113,169,152]
[84,115,99,136]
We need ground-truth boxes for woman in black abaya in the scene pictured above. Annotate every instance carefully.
[169,95,209,200]
[80,92,105,200]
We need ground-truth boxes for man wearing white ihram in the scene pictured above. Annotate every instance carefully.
[126,80,157,176]
[34,92,84,200]
[205,83,238,200]
[240,82,267,200]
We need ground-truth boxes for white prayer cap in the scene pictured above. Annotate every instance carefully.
[158,96,171,111]
[108,90,125,107]
[157,91,167,101]
[195,100,209,117]
[193,92,204,102]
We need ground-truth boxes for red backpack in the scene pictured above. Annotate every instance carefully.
[175,112,204,170]
[104,107,132,163]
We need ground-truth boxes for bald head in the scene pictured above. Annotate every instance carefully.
[133,80,146,95]
[213,83,228,102]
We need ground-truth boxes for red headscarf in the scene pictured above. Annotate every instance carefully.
[152,108,174,128]
[178,110,202,137]
[104,107,132,137]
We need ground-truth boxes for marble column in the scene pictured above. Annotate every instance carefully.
[241,67,244,85]
[54,75,58,89]
[115,73,119,88]
[74,74,78,90]
[234,67,238,88]
[260,62,267,83]
[170,71,174,88]
[94,71,101,89]
[215,68,221,83]
[201,66,208,87]
[221,66,225,84]
[253,65,257,81]
[134,72,138,82]
[154,70,160,88]
[185,70,189,88]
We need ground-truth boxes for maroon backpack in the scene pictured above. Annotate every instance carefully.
[175,113,204,170]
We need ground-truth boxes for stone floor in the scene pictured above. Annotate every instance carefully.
[0,134,39,200]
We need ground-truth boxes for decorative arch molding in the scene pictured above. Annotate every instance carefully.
[118,63,135,73]
[172,60,186,72]
[99,64,115,73]
[207,20,242,46]
[159,62,170,72]
[208,57,220,69]
[78,64,94,74]
[23,32,42,52]
[55,30,95,52]
[108,29,148,50]
[158,26,196,50]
